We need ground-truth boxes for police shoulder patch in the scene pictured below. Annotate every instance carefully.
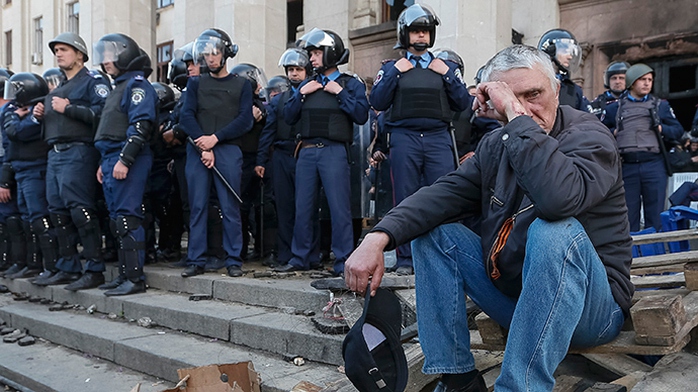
[134,75,144,81]
[352,73,366,85]
[94,84,110,98]
[373,69,384,86]
[453,68,464,84]
[131,87,146,106]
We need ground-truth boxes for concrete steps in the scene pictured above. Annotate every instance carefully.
[0,294,346,392]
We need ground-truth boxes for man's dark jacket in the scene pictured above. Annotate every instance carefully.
[373,106,634,316]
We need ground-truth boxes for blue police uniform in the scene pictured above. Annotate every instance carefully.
[369,52,469,270]
[179,74,254,270]
[39,66,109,277]
[284,71,369,275]
[604,92,684,231]
[2,103,52,276]
[94,71,157,288]
[589,90,621,121]
[257,88,320,265]
[558,74,591,112]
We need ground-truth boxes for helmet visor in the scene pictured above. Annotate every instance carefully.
[174,42,194,63]
[92,40,128,65]
[554,38,581,73]
[193,36,226,67]
[3,80,22,101]
[401,4,438,27]
[278,49,309,68]
[296,28,334,49]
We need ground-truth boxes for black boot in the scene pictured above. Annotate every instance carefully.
[433,371,487,392]
[6,266,41,279]
[103,279,146,296]
[64,271,105,291]
[99,274,127,290]
[34,270,80,286]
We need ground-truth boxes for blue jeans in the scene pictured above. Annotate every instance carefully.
[412,218,625,391]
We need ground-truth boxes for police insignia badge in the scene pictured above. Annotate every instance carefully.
[373,69,384,86]
[94,84,109,98]
[131,88,146,105]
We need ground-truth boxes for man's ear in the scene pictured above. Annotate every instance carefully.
[554,83,560,102]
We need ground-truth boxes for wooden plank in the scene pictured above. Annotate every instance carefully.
[631,273,685,289]
[631,264,685,275]
[581,353,653,377]
[404,343,438,392]
[474,312,507,346]
[610,371,646,391]
[631,294,687,339]
[631,250,698,269]
[632,288,690,305]
[630,352,698,392]
[685,262,698,290]
[632,228,698,245]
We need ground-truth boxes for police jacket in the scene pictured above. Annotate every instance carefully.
[453,95,501,156]
[2,104,49,162]
[370,54,469,132]
[256,89,297,167]
[94,71,158,155]
[179,73,254,144]
[283,71,369,141]
[589,90,621,120]
[371,106,634,316]
[558,74,591,112]
[42,66,110,145]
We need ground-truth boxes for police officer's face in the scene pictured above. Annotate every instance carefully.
[609,74,626,92]
[309,49,324,70]
[630,74,653,97]
[186,61,200,77]
[53,43,82,70]
[204,52,223,70]
[286,66,306,83]
[491,66,560,133]
[409,30,429,52]
[102,62,118,77]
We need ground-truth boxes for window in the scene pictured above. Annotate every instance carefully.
[381,0,411,23]
[158,0,174,8]
[33,17,43,64]
[287,0,303,46]
[68,2,79,34]
[4,30,12,66]
[156,41,174,83]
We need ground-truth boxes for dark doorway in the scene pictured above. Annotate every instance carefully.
[647,57,698,132]
[287,0,303,47]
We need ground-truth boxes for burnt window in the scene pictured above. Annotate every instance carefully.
[669,64,697,93]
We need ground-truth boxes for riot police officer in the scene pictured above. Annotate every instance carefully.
[538,28,591,111]
[255,49,318,268]
[369,5,469,275]
[277,28,369,276]
[179,28,254,278]
[92,33,157,296]
[0,68,19,275]
[590,61,629,120]
[603,64,684,232]
[32,32,110,289]
[1,73,52,280]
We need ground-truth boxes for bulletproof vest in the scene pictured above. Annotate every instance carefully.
[94,80,130,142]
[558,79,579,108]
[452,107,474,149]
[239,98,265,154]
[615,96,659,153]
[300,74,353,143]
[275,90,296,141]
[389,68,452,122]
[7,129,50,162]
[42,71,95,143]
[196,74,244,144]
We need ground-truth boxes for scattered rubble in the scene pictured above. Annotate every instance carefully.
[137,317,155,328]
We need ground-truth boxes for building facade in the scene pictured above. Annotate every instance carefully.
[1,0,696,128]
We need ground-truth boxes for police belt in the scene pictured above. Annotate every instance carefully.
[52,141,89,152]
[300,140,344,149]
[620,151,662,163]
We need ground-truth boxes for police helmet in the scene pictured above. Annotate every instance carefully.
[151,82,176,111]
[433,49,464,74]
[3,73,49,107]
[139,48,154,78]
[49,32,90,62]
[604,61,630,89]
[279,48,311,73]
[174,42,195,63]
[537,29,581,74]
[93,33,144,74]
[42,67,65,91]
[625,63,654,91]
[231,63,268,95]
[0,68,15,98]
[395,4,440,51]
[168,58,188,90]
[474,66,485,84]
[296,28,349,72]
[193,28,238,73]
[265,75,291,99]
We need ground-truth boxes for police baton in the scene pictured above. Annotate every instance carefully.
[449,122,460,167]
[186,136,243,204]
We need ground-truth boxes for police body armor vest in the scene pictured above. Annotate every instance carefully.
[94,80,131,142]
[615,96,659,153]
[300,74,353,143]
[558,79,579,109]
[42,72,96,143]
[452,107,473,149]
[196,74,244,145]
[275,90,295,142]
[239,99,264,154]
[7,131,50,162]
[389,68,452,123]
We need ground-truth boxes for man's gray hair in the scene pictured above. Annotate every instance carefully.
[480,45,559,92]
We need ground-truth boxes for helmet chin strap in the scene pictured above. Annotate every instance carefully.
[552,57,569,76]
[411,43,428,52]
